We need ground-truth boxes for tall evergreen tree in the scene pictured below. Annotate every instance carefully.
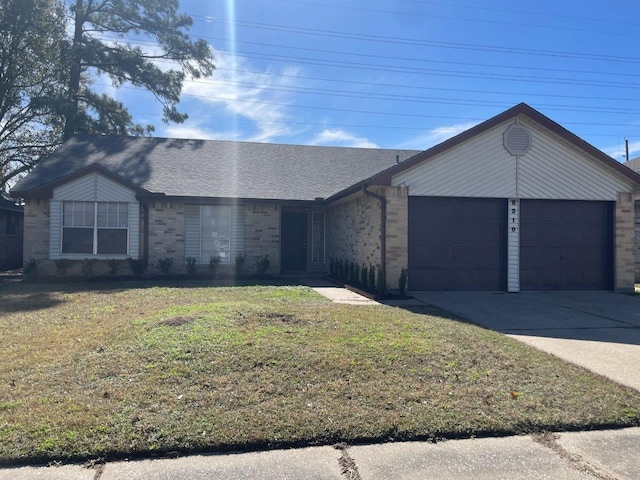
[1,0,214,192]
[61,0,214,140]
[0,0,67,193]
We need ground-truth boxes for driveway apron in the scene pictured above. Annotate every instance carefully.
[409,291,640,391]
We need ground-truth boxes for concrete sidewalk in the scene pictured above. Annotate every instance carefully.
[2,428,638,479]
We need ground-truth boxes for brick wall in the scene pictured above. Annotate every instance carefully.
[22,199,50,266]
[327,186,409,291]
[615,192,636,292]
[635,202,640,282]
[385,186,409,291]
[147,200,186,273]
[243,203,280,275]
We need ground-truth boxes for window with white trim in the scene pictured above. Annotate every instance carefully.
[311,211,325,264]
[201,205,231,263]
[62,201,128,255]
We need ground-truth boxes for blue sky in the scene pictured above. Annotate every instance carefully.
[109,0,640,161]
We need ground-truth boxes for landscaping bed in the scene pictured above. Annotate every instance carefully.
[0,280,638,465]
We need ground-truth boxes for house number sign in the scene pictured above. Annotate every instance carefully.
[509,199,519,233]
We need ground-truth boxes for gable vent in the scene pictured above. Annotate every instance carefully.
[503,124,531,156]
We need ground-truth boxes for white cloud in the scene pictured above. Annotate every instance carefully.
[397,121,479,150]
[309,129,379,148]
[603,140,640,161]
[179,51,302,143]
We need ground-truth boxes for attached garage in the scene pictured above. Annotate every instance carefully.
[520,199,613,290]
[408,197,506,291]
[386,103,639,292]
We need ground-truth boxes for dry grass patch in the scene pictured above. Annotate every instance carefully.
[0,280,638,465]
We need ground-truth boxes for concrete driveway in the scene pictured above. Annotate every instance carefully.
[408,291,640,391]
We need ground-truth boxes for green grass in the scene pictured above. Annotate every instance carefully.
[0,280,638,465]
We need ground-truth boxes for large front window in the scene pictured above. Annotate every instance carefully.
[62,201,128,255]
[201,205,230,263]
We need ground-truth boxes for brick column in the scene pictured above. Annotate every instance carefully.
[615,192,636,292]
[384,186,408,292]
[244,203,280,275]
[147,200,186,272]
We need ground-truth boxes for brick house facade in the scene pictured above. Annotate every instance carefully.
[12,104,640,292]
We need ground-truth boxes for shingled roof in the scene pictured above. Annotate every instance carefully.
[11,134,421,201]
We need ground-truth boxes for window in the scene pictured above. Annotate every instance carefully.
[62,201,128,255]
[201,205,230,263]
[312,211,325,264]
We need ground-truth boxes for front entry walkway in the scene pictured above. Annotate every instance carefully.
[301,278,380,305]
[408,291,640,391]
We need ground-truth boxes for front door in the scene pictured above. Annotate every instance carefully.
[281,212,307,271]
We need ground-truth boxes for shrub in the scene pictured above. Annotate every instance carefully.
[81,259,97,278]
[256,254,270,275]
[128,258,148,277]
[107,259,120,275]
[235,253,246,276]
[377,267,385,294]
[54,259,72,276]
[23,257,39,279]
[209,255,222,278]
[156,257,173,276]
[185,257,198,277]
[361,265,368,286]
[399,268,407,296]
[368,264,375,291]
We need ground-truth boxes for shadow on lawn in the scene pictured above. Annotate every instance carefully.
[0,291,66,312]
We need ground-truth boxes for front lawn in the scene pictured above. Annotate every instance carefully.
[0,281,638,465]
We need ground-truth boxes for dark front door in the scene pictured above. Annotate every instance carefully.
[520,199,613,290]
[281,212,307,271]
[408,197,507,291]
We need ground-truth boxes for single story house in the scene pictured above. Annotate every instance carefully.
[11,103,640,292]
[0,194,23,271]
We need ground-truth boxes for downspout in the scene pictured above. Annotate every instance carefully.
[362,185,386,291]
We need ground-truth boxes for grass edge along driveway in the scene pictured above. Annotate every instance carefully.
[0,280,638,466]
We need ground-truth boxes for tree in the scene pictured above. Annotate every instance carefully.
[0,0,214,192]
[0,0,67,193]
[60,0,214,140]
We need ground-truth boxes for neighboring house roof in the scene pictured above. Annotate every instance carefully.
[10,134,420,201]
[625,157,640,173]
[327,103,640,202]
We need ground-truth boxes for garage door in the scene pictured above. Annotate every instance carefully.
[520,200,613,290]
[408,197,506,291]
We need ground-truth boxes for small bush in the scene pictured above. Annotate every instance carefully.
[399,268,407,296]
[209,255,222,278]
[235,253,246,276]
[128,258,148,277]
[377,267,385,294]
[81,259,97,278]
[23,257,39,279]
[54,259,73,276]
[107,259,120,275]
[256,255,270,275]
[185,257,198,277]
[368,264,375,291]
[156,257,173,276]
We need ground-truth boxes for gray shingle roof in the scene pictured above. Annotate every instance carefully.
[12,134,421,201]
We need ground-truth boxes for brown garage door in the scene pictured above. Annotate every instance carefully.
[520,199,613,290]
[408,197,506,291]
